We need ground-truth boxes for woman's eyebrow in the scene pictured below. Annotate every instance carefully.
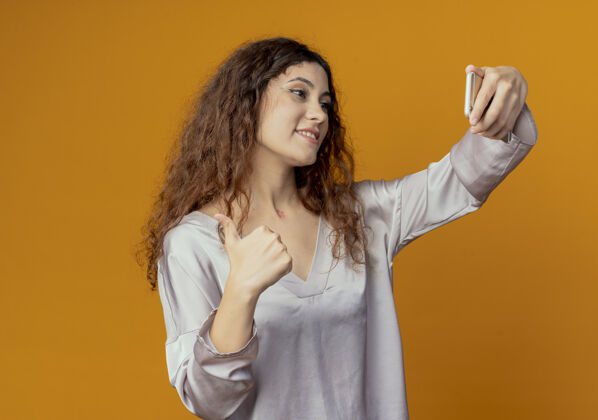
[285,77,332,99]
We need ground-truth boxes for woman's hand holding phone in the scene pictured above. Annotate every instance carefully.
[464,64,528,142]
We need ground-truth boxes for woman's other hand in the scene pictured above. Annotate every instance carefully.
[213,214,293,298]
[466,64,528,140]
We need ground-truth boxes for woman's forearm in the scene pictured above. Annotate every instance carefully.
[209,275,259,353]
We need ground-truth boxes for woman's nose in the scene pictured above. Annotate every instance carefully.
[306,101,327,121]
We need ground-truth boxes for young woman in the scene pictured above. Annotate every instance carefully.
[138,37,538,419]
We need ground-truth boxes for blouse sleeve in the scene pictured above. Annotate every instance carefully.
[355,101,538,263]
[157,226,259,419]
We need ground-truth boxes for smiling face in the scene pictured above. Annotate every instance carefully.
[255,61,331,167]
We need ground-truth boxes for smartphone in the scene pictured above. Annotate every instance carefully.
[465,71,511,143]
[464,71,481,119]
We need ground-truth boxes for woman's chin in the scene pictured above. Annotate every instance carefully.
[292,152,318,167]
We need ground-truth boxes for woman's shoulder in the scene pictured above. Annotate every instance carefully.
[195,202,221,218]
[163,210,222,256]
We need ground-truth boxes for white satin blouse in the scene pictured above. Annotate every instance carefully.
[157,102,538,419]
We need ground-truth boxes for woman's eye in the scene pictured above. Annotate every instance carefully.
[290,89,332,112]
[290,89,306,98]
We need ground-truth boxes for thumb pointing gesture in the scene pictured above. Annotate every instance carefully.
[213,213,241,248]
[212,213,293,298]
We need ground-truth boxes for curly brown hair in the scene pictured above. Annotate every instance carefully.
[135,36,372,290]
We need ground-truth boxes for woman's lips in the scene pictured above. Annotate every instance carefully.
[296,131,318,144]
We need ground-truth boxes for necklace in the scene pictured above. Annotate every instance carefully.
[275,209,285,218]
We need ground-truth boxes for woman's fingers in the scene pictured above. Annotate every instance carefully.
[465,64,485,79]
[482,93,514,139]
[214,213,241,247]
[472,86,509,137]
[472,81,522,139]
[472,71,500,125]
[468,65,527,140]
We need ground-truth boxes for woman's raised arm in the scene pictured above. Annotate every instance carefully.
[353,101,538,263]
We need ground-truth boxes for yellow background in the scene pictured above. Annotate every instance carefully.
[1,0,596,418]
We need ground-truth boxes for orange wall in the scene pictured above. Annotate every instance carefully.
[1,0,596,419]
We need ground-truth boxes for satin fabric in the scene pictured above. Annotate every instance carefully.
[157,102,538,419]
